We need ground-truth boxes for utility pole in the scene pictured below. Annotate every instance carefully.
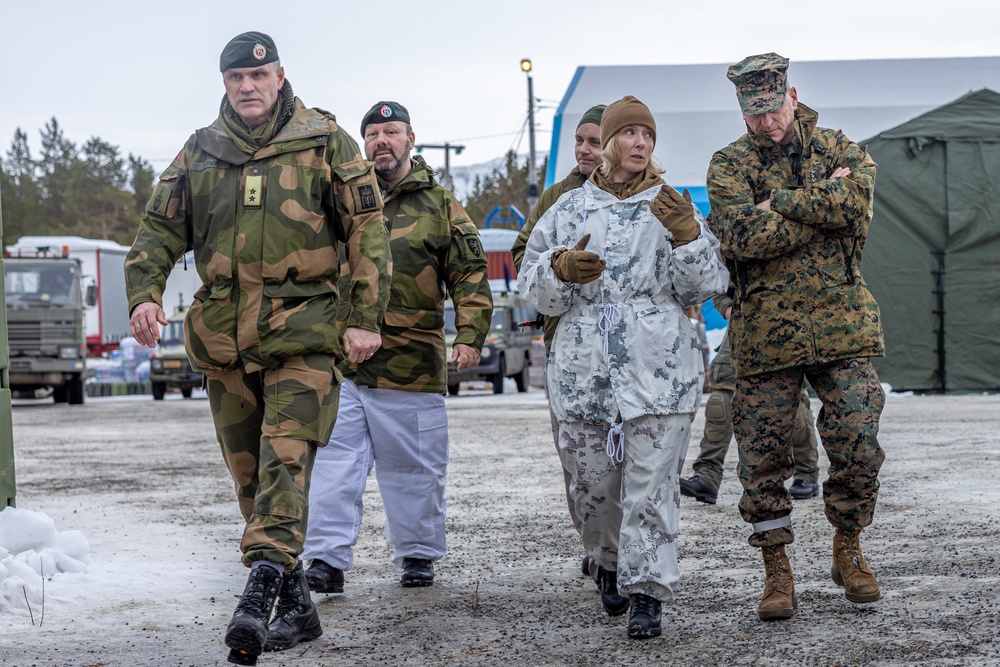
[521,58,539,211]
[414,142,465,193]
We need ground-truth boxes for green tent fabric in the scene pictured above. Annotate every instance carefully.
[863,88,1000,392]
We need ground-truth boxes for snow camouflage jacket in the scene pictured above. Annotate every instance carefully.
[518,180,730,424]
[341,156,493,394]
[706,103,884,379]
[125,99,391,373]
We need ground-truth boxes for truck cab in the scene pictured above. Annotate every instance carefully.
[148,306,203,400]
[4,255,90,404]
[445,289,536,396]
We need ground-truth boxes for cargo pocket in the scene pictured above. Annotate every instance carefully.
[184,282,239,371]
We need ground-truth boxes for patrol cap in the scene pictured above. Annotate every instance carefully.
[220,31,279,72]
[361,101,411,136]
[577,104,607,128]
[600,96,656,147]
[727,53,789,115]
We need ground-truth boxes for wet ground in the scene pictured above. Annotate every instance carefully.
[2,387,998,666]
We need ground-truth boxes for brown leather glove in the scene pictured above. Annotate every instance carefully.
[650,187,700,247]
[551,234,606,285]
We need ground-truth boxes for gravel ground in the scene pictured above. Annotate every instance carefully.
[2,386,999,667]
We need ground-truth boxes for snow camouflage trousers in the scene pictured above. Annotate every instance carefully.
[205,353,340,569]
[558,413,692,602]
[733,358,885,548]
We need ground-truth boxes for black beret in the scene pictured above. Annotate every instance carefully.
[220,31,279,72]
[360,101,411,136]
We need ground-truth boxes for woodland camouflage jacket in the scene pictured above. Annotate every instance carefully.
[125,99,390,373]
[343,156,492,394]
[706,103,883,378]
[511,167,589,350]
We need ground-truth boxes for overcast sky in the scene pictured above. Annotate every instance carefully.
[3,0,999,178]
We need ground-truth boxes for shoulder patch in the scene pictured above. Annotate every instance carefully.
[465,236,483,258]
[354,183,379,212]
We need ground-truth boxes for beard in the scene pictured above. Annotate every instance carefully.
[374,154,405,180]
[371,142,411,182]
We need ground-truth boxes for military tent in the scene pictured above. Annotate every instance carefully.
[863,88,1000,392]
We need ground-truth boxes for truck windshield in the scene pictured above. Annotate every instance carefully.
[161,320,185,347]
[4,264,80,306]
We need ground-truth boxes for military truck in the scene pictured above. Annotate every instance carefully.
[148,305,202,400]
[4,255,92,404]
[445,289,536,396]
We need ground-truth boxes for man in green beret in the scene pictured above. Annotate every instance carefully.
[706,52,885,621]
[125,31,390,665]
[510,102,605,582]
[302,100,492,594]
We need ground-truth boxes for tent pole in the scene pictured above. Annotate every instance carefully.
[931,250,946,393]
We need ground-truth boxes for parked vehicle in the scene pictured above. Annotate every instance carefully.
[6,237,201,356]
[445,289,536,395]
[4,254,93,404]
[148,305,202,400]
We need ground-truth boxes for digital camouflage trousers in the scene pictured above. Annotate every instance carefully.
[733,358,885,548]
[205,353,340,570]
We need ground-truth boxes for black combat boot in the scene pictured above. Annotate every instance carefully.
[627,593,662,639]
[401,558,435,587]
[597,566,629,616]
[225,564,283,665]
[265,561,323,651]
[679,475,718,504]
[305,559,344,594]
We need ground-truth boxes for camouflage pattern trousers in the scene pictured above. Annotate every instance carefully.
[557,413,692,602]
[205,353,340,570]
[691,386,819,489]
[733,358,885,548]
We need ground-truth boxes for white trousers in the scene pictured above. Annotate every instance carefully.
[557,413,692,602]
[303,379,449,569]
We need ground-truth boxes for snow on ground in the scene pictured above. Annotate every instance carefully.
[0,507,90,614]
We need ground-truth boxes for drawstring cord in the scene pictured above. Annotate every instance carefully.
[605,422,625,464]
[598,304,621,356]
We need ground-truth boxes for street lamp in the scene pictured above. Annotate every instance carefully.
[521,58,539,211]
[414,142,465,192]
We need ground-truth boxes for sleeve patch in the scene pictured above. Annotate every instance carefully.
[465,237,483,258]
[353,183,381,212]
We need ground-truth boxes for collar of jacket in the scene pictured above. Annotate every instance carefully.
[580,179,660,210]
[380,154,436,198]
[195,97,332,166]
[562,166,587,193]
[747,102,820,153]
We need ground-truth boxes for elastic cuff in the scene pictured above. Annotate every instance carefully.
[752,514,792,533]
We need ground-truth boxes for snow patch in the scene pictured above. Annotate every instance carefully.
[0,506,90,613]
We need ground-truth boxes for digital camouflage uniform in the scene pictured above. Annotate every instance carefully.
[304,155,492,571]
[706,102,886,548]
[511,166,589,534]
[126,97,390,569]
[692,331,819,490]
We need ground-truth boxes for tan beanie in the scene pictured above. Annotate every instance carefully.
[600,96,656,146]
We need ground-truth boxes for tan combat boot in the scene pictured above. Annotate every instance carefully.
[831,528,880,603]
[758,544,797,620]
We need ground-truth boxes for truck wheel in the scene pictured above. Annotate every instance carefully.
[447,383,460,396]
[152,382,167,401]
[492,357,506,395]
[67,376,85,405]
[52,386,68,403]
[181,387,193,398]
[514,356,529,393]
